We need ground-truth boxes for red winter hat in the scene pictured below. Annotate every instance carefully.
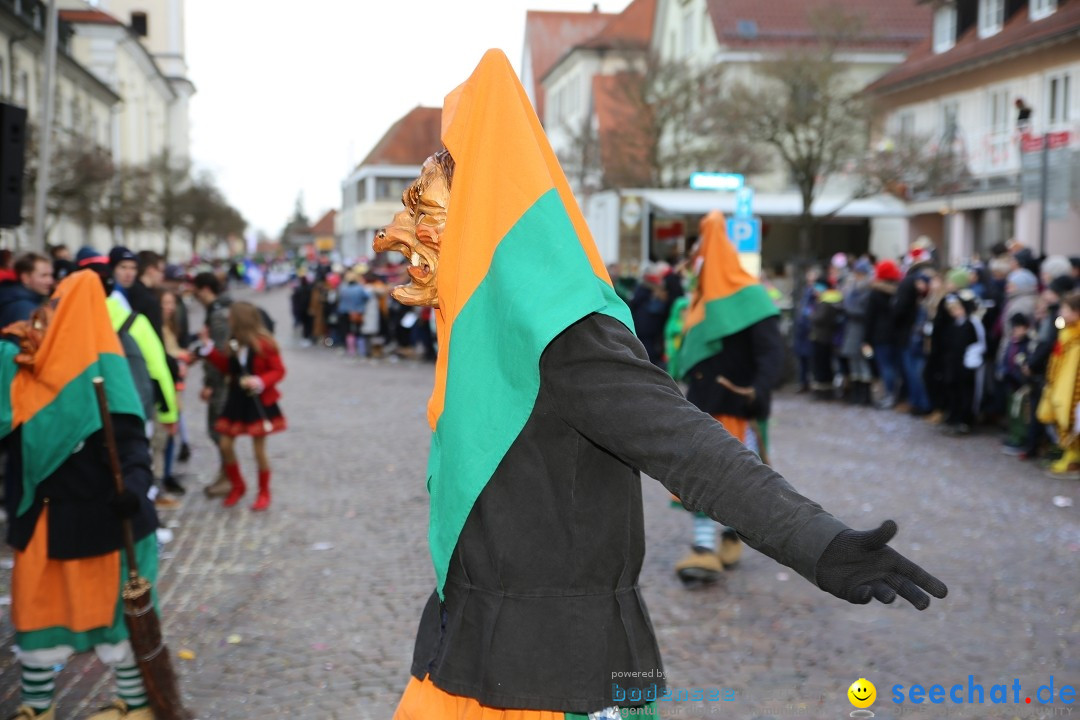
[875,259,902,282]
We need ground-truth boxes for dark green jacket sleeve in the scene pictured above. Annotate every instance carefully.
[542,313,848,584]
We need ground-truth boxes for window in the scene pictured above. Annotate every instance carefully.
[986,88,1010,170]
[987,88,1009,134]
[933,6,957,53]
[1048,73,1072,126]
[941,100,959,141]
[130,11,148,37]
[375,177,411,201]
[16,71,27,106]
[681,9,696,58]
[978,0,1004,38]
[897,111,916,139]
[1030,0,1057,21]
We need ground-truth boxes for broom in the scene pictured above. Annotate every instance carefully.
[93,377,193,720]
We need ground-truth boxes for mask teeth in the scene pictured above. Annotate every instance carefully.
[411,252,421,267]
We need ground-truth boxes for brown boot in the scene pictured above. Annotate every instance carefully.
[675,547,723,584]
[718,530,743,567]
[203,471,231,498]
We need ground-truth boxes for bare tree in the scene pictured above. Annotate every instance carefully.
[100,164,152,242]
[716,6,874,267]
[596,58,769,190]
[177,172,247,257]
[147,150,192,259]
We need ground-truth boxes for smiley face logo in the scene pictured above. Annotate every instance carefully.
[848,678,876,709]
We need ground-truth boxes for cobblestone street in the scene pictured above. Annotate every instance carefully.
[0,287,1077,720]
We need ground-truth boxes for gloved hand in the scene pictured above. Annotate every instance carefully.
[110,488,142,519]
[815,520,947,610]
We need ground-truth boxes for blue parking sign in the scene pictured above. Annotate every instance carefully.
[726,217,761,253]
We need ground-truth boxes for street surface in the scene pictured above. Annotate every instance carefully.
[0,287,1076,719]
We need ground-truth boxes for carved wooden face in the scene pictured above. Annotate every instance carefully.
[373,156,449,307]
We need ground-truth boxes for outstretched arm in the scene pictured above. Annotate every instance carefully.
[543,313,946,609]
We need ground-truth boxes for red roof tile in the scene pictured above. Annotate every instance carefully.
[705,0,930,51]
[525,9,615,118]
[581,0,657,50]
[59,8,123,26]
[868,2,1080,95]
[310,210,337,236]
[593,73,653,187]
[360,106,442,167]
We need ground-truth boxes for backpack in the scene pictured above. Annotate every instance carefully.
[118,312,156,421]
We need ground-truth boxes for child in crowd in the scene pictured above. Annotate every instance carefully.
[199,301,286,510]
[941,290,985,435]
[1037,291,1080,478]
[999,312,1032,454]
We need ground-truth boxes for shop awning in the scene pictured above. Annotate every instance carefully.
[631,189,909,219]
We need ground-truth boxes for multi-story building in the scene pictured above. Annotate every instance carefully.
[0,0,121,249]
[339,106,441,262]
[536,0,929,267]
[868,0,1080,261]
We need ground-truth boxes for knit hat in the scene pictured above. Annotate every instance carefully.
[946,267,971,290]
[108,245,136,268]
[1007,268,1038,295]
[1048,275,1076,298]
[1040,255,1072,282]
[854,259,873,276]
[76,246,108,267]
[875,259,902,282]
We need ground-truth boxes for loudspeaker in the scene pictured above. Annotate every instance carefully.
[0,103,27,228]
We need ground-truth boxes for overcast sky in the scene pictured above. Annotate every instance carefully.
[185,0,632,237]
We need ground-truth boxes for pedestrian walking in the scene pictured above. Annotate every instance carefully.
[198,302,286,511]
[941,291,985,435]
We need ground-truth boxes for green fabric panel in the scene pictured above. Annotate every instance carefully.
[108,300,178,424]
[17,353,144,517]
[15,532,159,652]
[677,285,779,381]
[0,342,17,439]
[427,188,633,597]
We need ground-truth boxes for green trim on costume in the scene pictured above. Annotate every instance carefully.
[427,189,634,597]
[16,353,143,517]
[15,533,159,652]
[677,285,778,380]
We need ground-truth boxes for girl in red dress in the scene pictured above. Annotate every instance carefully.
[199,302,286,511]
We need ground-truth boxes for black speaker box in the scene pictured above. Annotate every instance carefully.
[0,103,27,228]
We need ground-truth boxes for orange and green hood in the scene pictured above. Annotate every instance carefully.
[0,270,143,517]
[676,211,778,380]
[425,49,632,596]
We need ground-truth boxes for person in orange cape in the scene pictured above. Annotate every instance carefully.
[671,212,786,584]
[1,270,159,720]
[380,50,946,720]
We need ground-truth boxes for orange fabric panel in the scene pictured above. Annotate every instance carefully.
[429,49,612,429]
[684,211,758,333]
[11,508,119,633]
[393,676,566,720]
[10,271,123,426]
[712,414,748,443]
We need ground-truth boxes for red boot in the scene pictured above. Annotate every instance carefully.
[251,469,271,512]
[223,462,246,508]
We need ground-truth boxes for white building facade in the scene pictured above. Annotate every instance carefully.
[871,0,1080,261]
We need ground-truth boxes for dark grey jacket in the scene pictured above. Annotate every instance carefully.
[409,313,847,713]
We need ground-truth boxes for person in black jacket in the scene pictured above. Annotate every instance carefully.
[127,251,166,342]
[862,260,902,408]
